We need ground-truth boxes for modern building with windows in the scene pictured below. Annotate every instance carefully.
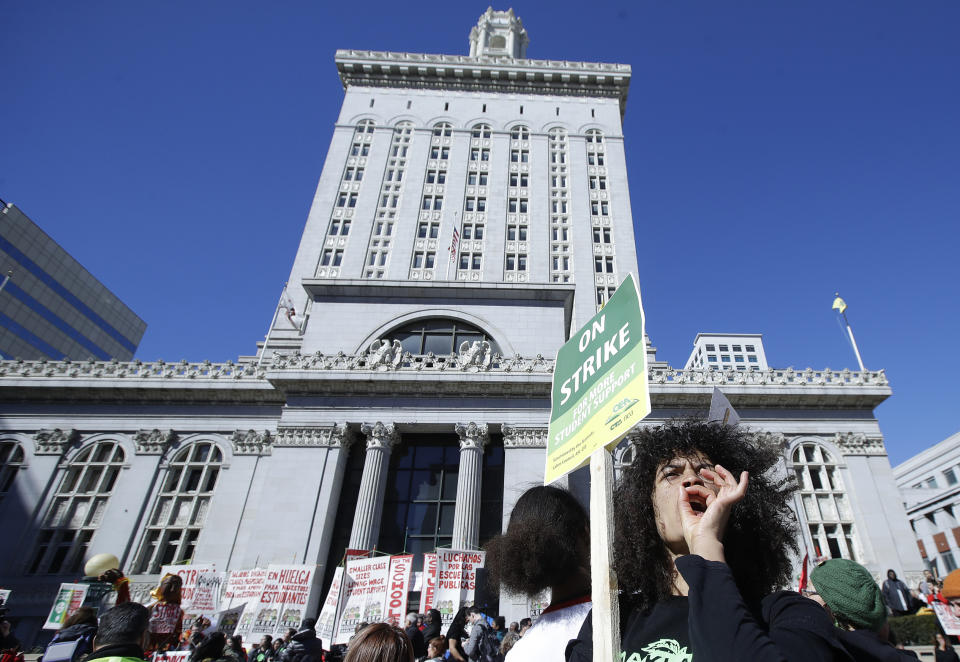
[0,8,921,645]
[684,333,768,371]
[893,431,960,575]
[0,201,146,361]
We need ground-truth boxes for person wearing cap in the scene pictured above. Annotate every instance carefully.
[809,558,919,661]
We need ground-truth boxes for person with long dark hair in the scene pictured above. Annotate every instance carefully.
[485,485,591,661]
[343,623,413,662]
[935,633,959,662]
[567,419,848,662]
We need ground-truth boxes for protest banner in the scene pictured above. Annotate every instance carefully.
[433,550,485,629]
[334,556,390,645]
[155,651,190,662]
[384,555,413,626]
[248,565,317,637]
[345,549,370,562]
[43,584,89,629]
[545,274,651,662]
[545,274,650,484]
[934,603,960,636]
[316,567,344,646]
[421,553,438,612]
[160,564,219,616]
[205,604,245,636]
[222,568,268,610]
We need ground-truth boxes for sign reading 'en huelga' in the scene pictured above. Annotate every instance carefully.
[545,274,650,484]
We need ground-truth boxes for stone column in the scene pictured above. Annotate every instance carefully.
[451,422,489,550]
[348,422,399,550]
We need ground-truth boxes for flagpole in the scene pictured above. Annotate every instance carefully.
[841,312,866,371]
[834,292,866,371]
[257,284,287,368]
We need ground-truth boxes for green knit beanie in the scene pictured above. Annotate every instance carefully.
[810,558,886,631]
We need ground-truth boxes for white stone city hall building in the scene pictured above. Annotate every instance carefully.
[0,9,921,645]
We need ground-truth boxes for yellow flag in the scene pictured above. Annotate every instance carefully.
[832,296,847,314]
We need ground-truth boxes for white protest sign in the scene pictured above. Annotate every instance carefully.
[934,603,960,636]
[421,553,437,612]
[204,604,246,636]
[316,567,345,646]
[160,564,218,616]
[384,555,413,626]
[222,568,268,610]
[334,556,390,645]
[248,565,317,637]
[43,583,89,629]
[433,550,485,629]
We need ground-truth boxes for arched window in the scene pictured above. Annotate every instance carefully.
[0,441,24,504]
[357,119,376,134]
[471,124,492,139]
[792,442,859,561]
[29,441,125,575]
[433,122,452,137]
[135,442,223,573]
[510,125,529,140]
[383,318,500,356]
[585,129,604,143]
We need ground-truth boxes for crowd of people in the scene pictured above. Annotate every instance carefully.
[8,419,960,662]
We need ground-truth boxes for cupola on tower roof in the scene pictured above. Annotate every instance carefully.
[469,7,529,59]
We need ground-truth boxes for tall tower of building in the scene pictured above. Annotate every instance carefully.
[265,8,635,362]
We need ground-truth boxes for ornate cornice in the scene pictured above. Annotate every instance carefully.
[360,422,399,450]
[502,425,547,448]
[32,428,79,455]
[335,50,631,114]
[274,425,355,448]
[834,431,886,456]
[133,429,177,455]
[231,429,273,456]
[455,422,489,450]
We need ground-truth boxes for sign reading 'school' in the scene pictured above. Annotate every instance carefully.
[545,274,650,484]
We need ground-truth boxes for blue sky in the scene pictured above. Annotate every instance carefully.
[2,1,957,465]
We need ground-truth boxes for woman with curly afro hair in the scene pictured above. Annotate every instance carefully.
[485,485,591,661]
[567,419,849,662]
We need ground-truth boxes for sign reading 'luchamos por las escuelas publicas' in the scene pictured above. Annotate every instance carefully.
[545,274,650,484]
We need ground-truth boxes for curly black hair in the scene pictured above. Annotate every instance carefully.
[615,419,797,612]
[484,485,589,596]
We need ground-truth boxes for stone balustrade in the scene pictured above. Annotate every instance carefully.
[0,356,888,387]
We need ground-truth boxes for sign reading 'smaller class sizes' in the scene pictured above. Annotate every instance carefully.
[545,274,651,484]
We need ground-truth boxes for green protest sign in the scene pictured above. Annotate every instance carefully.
[545,274,650,484]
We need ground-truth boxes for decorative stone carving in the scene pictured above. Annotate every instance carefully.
[32,428,79,455]
[367,339,403,370]
[458,341,492,371]
[360,422,399,450]
[455,422,489,449]
[231,430,273,455]
[274,425,354,448]
[133,429,177,455]
[834,431,886,456]
[502,425,547,448]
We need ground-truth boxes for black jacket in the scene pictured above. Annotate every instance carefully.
[279,628,323,662]
[405,625,426,658]
[43,624,98,662]
[422,609,442,642]
[835,629,918,661]
[567,555,851,662]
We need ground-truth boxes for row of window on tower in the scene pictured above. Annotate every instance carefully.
[316,121,615,291]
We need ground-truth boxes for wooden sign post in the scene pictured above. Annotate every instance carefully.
[590,448,621,661]
[544,275,650,661]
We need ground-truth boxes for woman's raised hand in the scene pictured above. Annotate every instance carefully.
[678,464,748,562]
